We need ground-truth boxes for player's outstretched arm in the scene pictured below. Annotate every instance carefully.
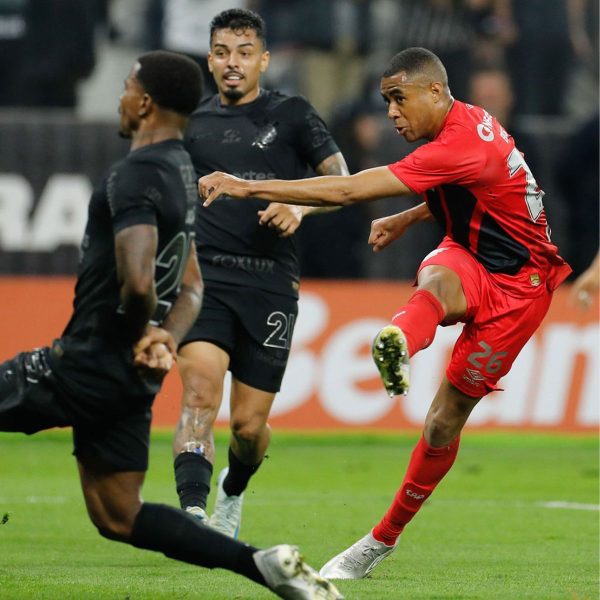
[369,203,434,252]
[302,151,351,216]
[256,151,351,236]
[200,165,411,208]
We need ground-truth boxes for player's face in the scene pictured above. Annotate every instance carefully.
[208,27,269,105]
[118,63,145,138]
[380,71,442,142]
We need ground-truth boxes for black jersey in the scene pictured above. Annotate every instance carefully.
[185,89,339,298]
[55,139,197,397]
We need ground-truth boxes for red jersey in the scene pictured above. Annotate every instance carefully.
[388,100,571,297]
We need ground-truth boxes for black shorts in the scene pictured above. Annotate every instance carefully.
[180,281,298,393]
[0,346,154,472]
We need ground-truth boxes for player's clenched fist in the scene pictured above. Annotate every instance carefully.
[198,172,250,206]
[133,326,177,377]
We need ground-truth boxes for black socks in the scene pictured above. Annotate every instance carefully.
[130,502,266,585]
[174,452,213,510]
[223,447,262,497]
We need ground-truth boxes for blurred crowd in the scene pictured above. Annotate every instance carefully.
[0,0,598,279]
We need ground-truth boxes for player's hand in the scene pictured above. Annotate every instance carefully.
[199,172,249,207]
[258,203,303,237]
[569,268,599,311]
[133,327,177,377]
[368,212,412,252]
[134,341,174,377]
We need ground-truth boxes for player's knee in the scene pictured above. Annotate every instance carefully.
[181,372,220,410]
[88,508,133,542]
[230,414,266,445]
[83,488,139,543]
[418,266,465,316]
[425,396,476,445]
[424,417,456,447]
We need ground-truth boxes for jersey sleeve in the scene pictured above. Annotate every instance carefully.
[291,96,340,169]
[388,124,486,194]
[107,160,160,234]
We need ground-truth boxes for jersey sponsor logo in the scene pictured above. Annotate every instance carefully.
[212,253,275,274]
[252,123,278,149]
[232,170,276,181]
[476,110,495,142]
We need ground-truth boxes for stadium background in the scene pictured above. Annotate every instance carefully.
[0,0,598,433]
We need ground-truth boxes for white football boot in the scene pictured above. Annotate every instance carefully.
[254,544,345,600]
[319,531,397,579]
[184,506,208,523]
[208,467,243,538]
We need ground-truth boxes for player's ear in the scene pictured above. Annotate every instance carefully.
[260,50,270,73]
[207,52,214,73]
[430,81,443,103]
[138,93,153,117]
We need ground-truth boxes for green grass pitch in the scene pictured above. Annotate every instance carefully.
[0,430,597,599]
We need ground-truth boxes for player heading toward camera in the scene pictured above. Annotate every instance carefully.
[172,7,348,536]
[0,50,343,600]
[200,47,571,578]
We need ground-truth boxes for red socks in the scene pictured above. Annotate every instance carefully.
[371,291,454,545]
[391,290,445,357]
[372,435,460,546]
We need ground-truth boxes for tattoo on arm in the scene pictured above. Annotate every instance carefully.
[305,152,350,215]
[315,152,350,177]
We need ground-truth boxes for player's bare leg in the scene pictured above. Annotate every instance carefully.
[423,378,480,447]
[173,341,229,521]
[210,380,276,538]
[78,456,344,599]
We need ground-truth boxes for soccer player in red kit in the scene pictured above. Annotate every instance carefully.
[198,47,572,579]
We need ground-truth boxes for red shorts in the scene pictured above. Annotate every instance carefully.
[419,240,553,397]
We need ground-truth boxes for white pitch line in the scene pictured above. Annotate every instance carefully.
[0,496,69,504]
[539,501,599,511]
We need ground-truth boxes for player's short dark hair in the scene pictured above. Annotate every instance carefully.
[383,47,448,85]
[210,8,267,48]
[136,50,203,116]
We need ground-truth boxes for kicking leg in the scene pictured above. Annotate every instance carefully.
[372,265,467,396]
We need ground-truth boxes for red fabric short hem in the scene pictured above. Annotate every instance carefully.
[418,239,553,397]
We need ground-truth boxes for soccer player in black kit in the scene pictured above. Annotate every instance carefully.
[0,50,344,600]
[173,8,350,539]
